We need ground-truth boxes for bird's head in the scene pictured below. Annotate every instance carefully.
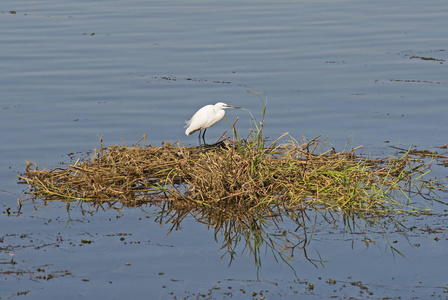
[215,102,241,110]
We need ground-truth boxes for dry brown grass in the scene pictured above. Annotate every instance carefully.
[19,134,439,219]
[18,132,446,271]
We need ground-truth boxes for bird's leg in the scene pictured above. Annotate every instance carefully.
[202,129,207,146]
[198,130,202,147]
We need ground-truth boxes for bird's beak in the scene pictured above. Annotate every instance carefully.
[225,105,241,109]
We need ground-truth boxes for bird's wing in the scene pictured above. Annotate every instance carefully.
[184,105,209,128]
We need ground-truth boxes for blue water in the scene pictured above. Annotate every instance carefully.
[1,0,447,298]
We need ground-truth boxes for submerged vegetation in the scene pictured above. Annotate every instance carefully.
[18,92,447,272]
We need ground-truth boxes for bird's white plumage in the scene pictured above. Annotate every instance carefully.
[185,102,229,135]
[185,102,240,145]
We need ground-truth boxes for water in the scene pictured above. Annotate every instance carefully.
[1,0,448,298]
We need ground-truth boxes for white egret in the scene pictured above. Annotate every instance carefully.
[185,102,241,145]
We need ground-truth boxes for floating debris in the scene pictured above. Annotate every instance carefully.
[18,133,443,219]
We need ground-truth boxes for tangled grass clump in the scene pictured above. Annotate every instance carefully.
[18,93,448,272]
[19,130,439,219]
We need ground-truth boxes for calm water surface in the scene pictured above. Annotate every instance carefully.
[1,0,447,298]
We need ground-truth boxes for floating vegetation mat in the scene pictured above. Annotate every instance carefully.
[18,129,448,271]
[18,134,446,220]
[16,92,448,271]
